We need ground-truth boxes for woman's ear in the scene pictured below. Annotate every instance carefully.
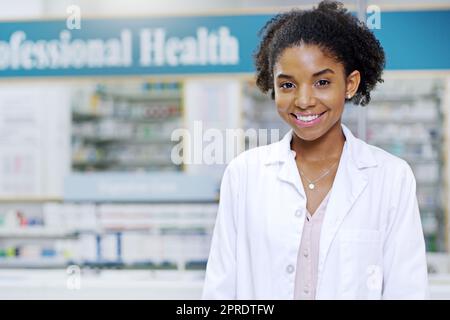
[345,70,361,99]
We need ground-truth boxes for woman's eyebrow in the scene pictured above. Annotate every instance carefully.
[312,68,335,77]
[275,73,294,80]
[275,68,335,80]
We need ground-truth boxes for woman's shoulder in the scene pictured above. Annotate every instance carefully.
[367,143,407,165]
[225,141,279,173]
[364,142,415,179]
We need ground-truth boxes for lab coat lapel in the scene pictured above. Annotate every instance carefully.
[277,152,306,199]
[318,148,369,267]
[265,129,306,199]
[318,125,376,269]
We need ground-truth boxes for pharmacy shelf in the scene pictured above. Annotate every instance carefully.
[0,197,62,202]
[73,112,181,124]
[346,118,441,124]
[0,259,68,269]
[102,91,181,102]
[72,112,101,122]
[72,159,175,166]
[71,83,183,174]
[78,137,177,145]
[369,140,441,145]
[370,94,439,103]
[100,218,216,229]
[72,160,117,168]
[0,259,207,271]
[0,228,78,239]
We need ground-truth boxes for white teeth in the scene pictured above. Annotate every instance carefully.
[295,114,320,122]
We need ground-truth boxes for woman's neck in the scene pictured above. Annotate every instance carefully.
[291,121,346,162]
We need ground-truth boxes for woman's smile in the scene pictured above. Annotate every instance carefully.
[290,111,328,128]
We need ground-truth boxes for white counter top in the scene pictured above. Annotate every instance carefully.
[0,269,449,299]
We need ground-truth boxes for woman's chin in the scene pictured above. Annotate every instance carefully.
[292,128,324,142]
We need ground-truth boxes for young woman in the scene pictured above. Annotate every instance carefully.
[202,1,428,299]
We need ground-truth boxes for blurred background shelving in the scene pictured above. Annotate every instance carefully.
[342,78,446,252]
[0,201,216,271]
[71,82,184,173]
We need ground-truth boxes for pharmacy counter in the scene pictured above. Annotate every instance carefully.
[0,269,449,299]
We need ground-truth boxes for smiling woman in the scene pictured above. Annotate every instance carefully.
[203,0,429,300]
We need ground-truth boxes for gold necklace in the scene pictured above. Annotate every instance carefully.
[299,161,338,190]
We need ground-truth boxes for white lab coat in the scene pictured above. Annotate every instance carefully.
[202,124,429,300]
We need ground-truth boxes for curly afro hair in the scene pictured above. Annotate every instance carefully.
[254,0,385,106]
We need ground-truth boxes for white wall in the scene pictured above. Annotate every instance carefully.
[0,0,43,19]
[1,0,449,20]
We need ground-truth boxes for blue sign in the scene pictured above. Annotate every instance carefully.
[0,10,449,77]
[64,173,219,202]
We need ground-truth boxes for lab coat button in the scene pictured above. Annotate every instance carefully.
[303,249,309,257]
[295,209,303,217]
[286,264,295,274]
[303,284,310,294]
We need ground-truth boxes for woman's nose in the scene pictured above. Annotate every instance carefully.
[294,87,315,109]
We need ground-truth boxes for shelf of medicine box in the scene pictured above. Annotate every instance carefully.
[185,260,207,270]
[147,217,216,227]
[0,197,63,203]
[368,139,442,146]
[105,166,183,173]
[102,224,215,235]
[80,260,206,271]
[0,259,68,269]
[72,112,182,123]
[72,163,179,173]
[72,112,102,122]
[74,159,178,167]
[413,181,442,188]
[419,206,443,213]
[369,93,441,103]
[72,159,118,170]
[399,158,441,165]
[74,136,179,145]
[422,215,442,229]
[244,89,272,101]
[343,117,442,125]
[0,225,212,238]
[0,228,79,239]
[81,260,179,270]
[0,260,202,271]
[99,90,182,102]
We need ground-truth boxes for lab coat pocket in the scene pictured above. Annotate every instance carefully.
[339,229,383,299]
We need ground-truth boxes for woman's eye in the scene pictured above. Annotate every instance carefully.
[316,79,330,87]
[280,82,295,89]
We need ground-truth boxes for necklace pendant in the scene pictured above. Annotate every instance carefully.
[308,183,315,190]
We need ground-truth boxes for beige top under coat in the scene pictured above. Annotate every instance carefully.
[294,188,332,300]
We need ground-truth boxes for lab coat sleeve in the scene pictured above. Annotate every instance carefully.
[202,162,239,299]
[382,162,429,299]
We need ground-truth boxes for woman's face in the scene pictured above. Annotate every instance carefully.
[273,44,358,142]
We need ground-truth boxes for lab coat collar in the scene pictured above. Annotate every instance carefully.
[264,123,378,169]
